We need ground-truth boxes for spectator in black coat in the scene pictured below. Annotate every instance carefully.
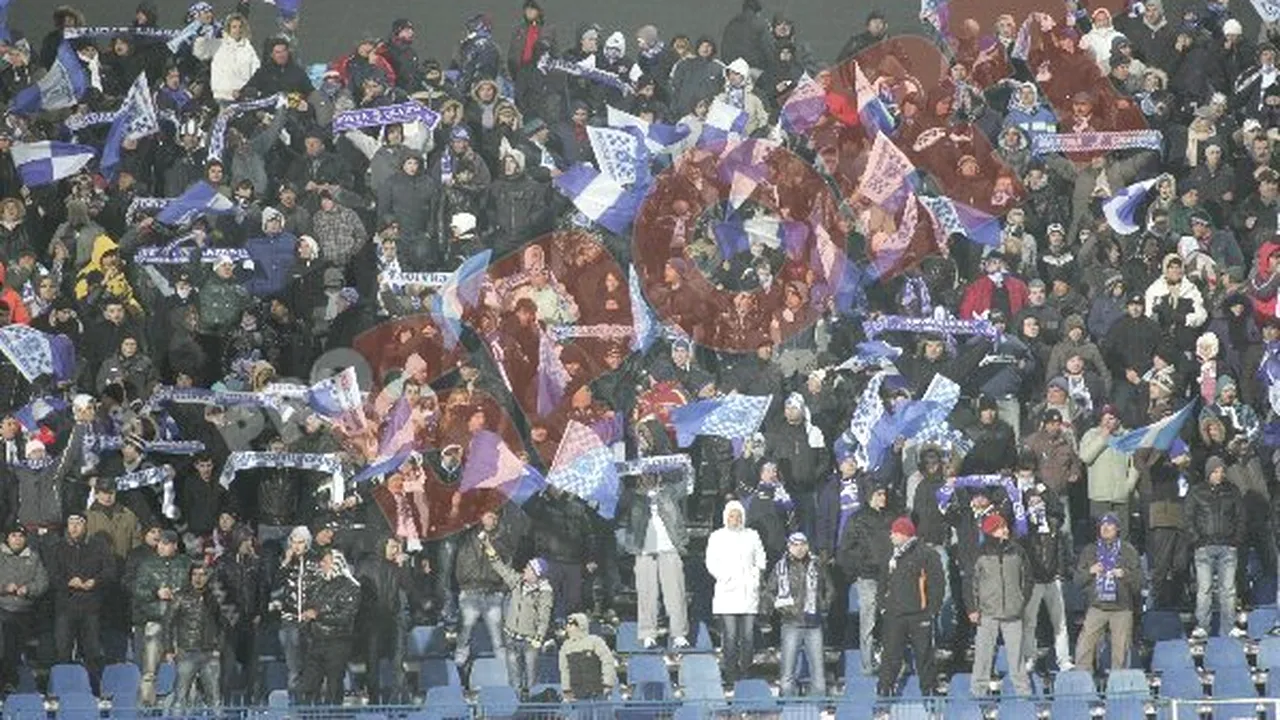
[48,513,112,687]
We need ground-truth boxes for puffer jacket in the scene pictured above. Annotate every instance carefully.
[454,523,518,594]
[969,538,1032,621]
[558,612,617,699]
[271,552,316,623]
[486,172,552,258]
[877,537,946,618]
[704,501,766,615]
[377,167,436,241]
[210,36,261,101]
[16,423,86,527]
[765,552,830,625]
[132,552,191,624]
[1020,485,1069,583]
[492,555,553,642]
[171,583,237,652]
[304,570,360,638]
[0,543,49,613]
[1079,427,1136,504]
[837,504,893,580]
[199,274,253,332]
[1184,479,1245,548]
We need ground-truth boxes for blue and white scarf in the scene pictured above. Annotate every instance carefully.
[538,55,634,96]
[1096,538,1121,602]
[112,465,178,519]
[1030,130,1163,156]
[143,385,287,415]
[218,451,346,501]
[864,314,999,342]
[900,276,933,317]
[547,324,634,341]
[64,26,186,40]
[774,554,819,617]
[838,476,861,538]
[207,94,282,161]
[935,474,1028,536]
[135,245,250,266]
[126,197,171,224]
[617,453,695,495]
[84,433,204,455]
[332,101,441,134]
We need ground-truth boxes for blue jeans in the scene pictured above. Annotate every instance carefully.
[279,623,302,691]
[171,649,221,709]
[855,579,878,675]
[1195,545,1238,633]
[505,637,540,692]
[454,590,506,666]
[719,614,755,683]
[930,545,953,643]
[779,624,825,696]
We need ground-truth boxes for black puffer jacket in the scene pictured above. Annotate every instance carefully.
[486,171,553,258]
[455,523,520,594]
[1184,480,1245,548]
[215,549,268,622]
[132,552,192,624]
[171,583,237,652]
[837,504,893,580]
[305,571,361,638]
[526,491,594,564]
[1020,485,1070,583]
[877,538,946,618]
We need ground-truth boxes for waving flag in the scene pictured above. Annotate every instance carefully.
[350,447,415,485]
[858,132,915,205]
[699,98,748,150]
[865,373,961,468]
[670,393,771,451]
[0,326,75,382]
[12,142,95,187]
[715,215,809,260]
[377,395,416,456]
[102,73,160,178]
[156,181,236,226]
[536,328,572,416]
[607,105,690,153]
[629,268,660,353]
[855,63,897,137]
[429,249,492,349]
[306,367,363,418]
[553,164,644,234]
[587,125,647,187]
[13,396,68,433]
[781,74,826,134]
[918,195,1002,246]
[920,0,950,34]
[461,430,546,505]
[12,42,87,115]
[548,421,621,518]
[1102,177,1159,236]
[1109,402,1196,454]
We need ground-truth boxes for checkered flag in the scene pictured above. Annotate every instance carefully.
[548,421,621,519]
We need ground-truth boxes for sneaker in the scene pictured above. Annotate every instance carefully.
[642,637,658,649]
[1268,625,1280,637]
[1190,627,1208,640]
[671,636,690,650]
[1057,660,1076,672]
[1229,626,1248,639]
[1022,658,1036,675]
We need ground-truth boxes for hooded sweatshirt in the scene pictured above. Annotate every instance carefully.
[704,500,767,615]
[558,612,617,698]
[74,236,142,313]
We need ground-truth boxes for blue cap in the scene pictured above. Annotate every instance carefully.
[1099,513,1120,527]
[450,126,471,141]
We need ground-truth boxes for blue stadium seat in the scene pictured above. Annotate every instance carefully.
[423,686,469,720]
[1050,695,1094,719]
[995,698,1040,720]
[101,663,141,705]
[842,650,861,681]
[674,705,708,720]
[419,658,461,692]
[1248,606,1278,638]
[1001,673,1040,698]
[633,680,673,701]
[56,692,97,720]
[154,662,175,697]
[947,673,973,697]
[14,665,36,694]
[1208,667,1257,699]
[843,672,876,701]
[730,679,776,711]
[678,655,723,699]
[1157,668,1205,700]
[1106,695,1148,720]
[900,675,922,698]
[50,664,91,696]
[1105,669,1149,696]
[1053,670,1096,697]
[477,686,520,718]
[467,656,508,690]
[2,694,44,720]
[407,625,447,659]
[1203,638,1248,668]
[1260,637,1280,669]
[616,621,646,654]
[883,702,930,719]
[948,699,987,720]
[1152,640,1194,671]
[534,652,560,685]
[1142,611,1185,644]
[262,660,288,693]
[690,622,714,652]
[627,654,670,687]
[847,584,860,616]
[267,690,290,708]
[994,646,1008,675]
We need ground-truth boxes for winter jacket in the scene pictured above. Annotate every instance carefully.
[1020,484,1069,583]
[769,419,828,494]
[272,552,316,623]
[214,549,267,621]
[1079,428,1137,504]
[210,36,261,101]
[0,543,48,613]
[720,11,773,71]
[15,423,85,527]
[1023,429,1081,493]
[86,502,140,561]
[1184,480,1245,548]
[970,538,1033,621]
[376,169,434,243]
[245,233,298,297]
[198,273,253,333]
[962,419,1019,475]
[669,54,726,116]
[46,533,112,611]
[304,570,361,638]
[244,57,313,98]
[622,470,690,556]
[491,555,553,642]
[908,475,951,547]
[704,501,766,615]
[877,538,945,618]
[1073,539,1141,611]
[74,236,142,314]
[765,552,830,625]
[132,551,191,624]
[455,522,520,594]
[357,556,414,620]
[527,492,595,564]
[837,505,893,580]
[558,612,616,699]
[486,173,553,258]
[171,584,234,652]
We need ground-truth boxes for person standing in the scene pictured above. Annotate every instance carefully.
[968,514,1033,697]
[0,525,48,691]
[1073,515,1142,672]
[1017,477,1073,674]
[453,508,519,671]
[297,548,361,705]
[876,518,945,698]
[483,536,553,699]
[133,531,190,706]
[837,484,893,676]
[767,533,830,697]
[48,513,111,687]
[704,500,766,685]
[170,565,235,709]
[623,463,691,650]
[1079,406,1136,538]
[1185,456,1246,639]
[268,526,315,692]
[559,612,617,702]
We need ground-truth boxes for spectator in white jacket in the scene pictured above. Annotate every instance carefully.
[210,14,260,103]
[705,500,766,684]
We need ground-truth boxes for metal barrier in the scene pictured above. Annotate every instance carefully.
[1166,698,1280,720]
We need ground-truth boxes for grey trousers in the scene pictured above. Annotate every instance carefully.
[635,551,689,642]
[1022,581,1071,668]
[972,616,1031,696]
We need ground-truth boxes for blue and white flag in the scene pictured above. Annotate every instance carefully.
[858,132,915,205]
[102,72,159,178]
[13,396,67,432]
[428,248,492,349]
[699,98,748,150]
[714,215,808,259]
[553,164,643,235]
[350,448,415,486]
[1109,401,1196,454]
[11,42,87,115]
[263,366,365,425]
[156,181,235,226]
[548,420,621,519]
[0,325,76,382]
[586,125,647,187]
[606,105,691,153]
[855,63,897,137]
[11,141,95,187]
[670,393,771,451]
[629,267,660,353]
[460,430,546,505]
[1102,177,1159,236]
[781,74,826,134]
[918,195,1002,246]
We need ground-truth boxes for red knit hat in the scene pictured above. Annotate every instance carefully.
[890,517,915,538]
[981,514,1007,536]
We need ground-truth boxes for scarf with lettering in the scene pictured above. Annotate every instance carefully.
[775,553,819,616]
[1096,537,1120,602]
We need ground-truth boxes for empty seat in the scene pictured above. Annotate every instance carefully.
[844,672,876,700]
[419,658,461,692]
[477,686,519,718]
[731,678,776,711]
[1157,668,1206,700]
[883,702,930,720]
[1142,611,1185,644]
[947,673,973,697]
[2,694,43,720]
[1053,670,1096,697]
[1105,669,1149,696]
[1050,696,1094,719]
[627,655,670,687]
[1261,637,1280,669]
[678,654,723,700]
[467,657,508,690]
[1248,607,1278,638]
[1106,695,1148,720]
[1152,640,1194,671]
[616,621,644,654]
[154,663,175,697]
[101,663,141,705]
[899,675,921,698]
[1208,667,1257,699]
[408,626,447,659]
[50,664,91,696]
[423,686,468,720]
[534,652,560,685]
[995,698,1040,720]
[1203,638,1247,668]
[55,692,97,720]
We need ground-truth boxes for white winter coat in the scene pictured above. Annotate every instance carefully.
[210,36,261,102]
[704,501,767,615]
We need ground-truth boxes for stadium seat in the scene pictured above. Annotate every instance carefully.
[15,665,36,694]
[262,660,288,693]
[678,654,724,699]
[1260,637,1280,669]
[1105,669,1149,696]
[842,650,861,681]
[467,656,508,690]
[1208,667,1257,699]
[423,686,469,720]
[154,662,176,697]
[730,679,776,711]
[616,621,646,654]
[1157,668,1206,700]
[1203,637,1248,668]
[1001,673,1040,698]
[1142,611,1185,644]
[995,698,1040,720]
[419,658,461,692]
[633,680,673,701]
[674,704,708,720]
[477,686,520,718]
[101,663,141,705]
[407,625,447,659]
[2,694,44,720]
[1052,669,1095,698]
[1248,606,1278,638]
[1050,695,1094,719]
[1106,695,1148,720]
[1152,640,1194,671]
[690,622,714,652]
[627,654,670,687]
[948,699,987,720]
[50,664,92,696]
[534,652,560,685]
[883,702,930,720]
[900,675,922,698]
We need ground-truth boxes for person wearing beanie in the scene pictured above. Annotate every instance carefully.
[705,500,766,684]
[48,512,111,683]
[876,515,945,697]
[270,525,315,690]
[508,0,553,79]
[1079,405,1136,539]
[384,18,420,92]
[482,532,553,698]
[962,396,1018,475]
[1013,454,1072,673]
[13,420,88,547]
[968,513,1033,696]
[1185,455,1245,639]
[1073,515,1142,672]
[767,531,830,696]
[837,484,893,676]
